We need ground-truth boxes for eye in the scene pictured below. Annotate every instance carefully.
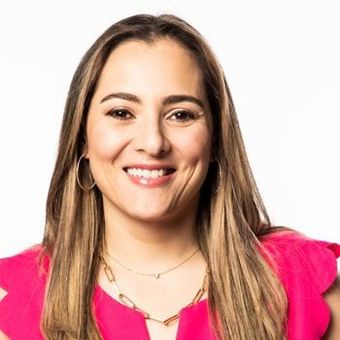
[107,108,134,120]
[168,110,196,122]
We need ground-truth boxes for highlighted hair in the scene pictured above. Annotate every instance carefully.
[40,14,287,339]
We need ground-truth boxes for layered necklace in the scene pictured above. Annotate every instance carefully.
[99,249,209,326]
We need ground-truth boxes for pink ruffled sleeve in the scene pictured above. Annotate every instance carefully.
[0,250,25,337]
[261,232,340,340]
[0,245,47,340]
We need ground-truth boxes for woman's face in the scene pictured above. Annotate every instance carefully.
[86,38,212,222]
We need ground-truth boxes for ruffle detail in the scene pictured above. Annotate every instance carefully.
[312,240,340,337]
[0,244,46,339]
[261,231,340,339]
[1,236,339,339]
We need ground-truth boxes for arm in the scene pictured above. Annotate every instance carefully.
[323,274,340,339]
[0,330,9,340]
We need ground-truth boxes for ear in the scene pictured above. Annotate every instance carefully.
[83,146,89,159]
[83,150,89,160]
[80,135,89,159]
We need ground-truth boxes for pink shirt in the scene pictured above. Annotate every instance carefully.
[0,231,339,339]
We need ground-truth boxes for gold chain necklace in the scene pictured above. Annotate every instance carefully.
[99,254,209,326]
[104,248,200,279]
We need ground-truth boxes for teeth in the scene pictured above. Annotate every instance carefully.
[151,170,159,178]
[142,169,149,178]
[126,168,169,178]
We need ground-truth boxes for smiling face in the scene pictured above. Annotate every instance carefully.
[86,38,212,223]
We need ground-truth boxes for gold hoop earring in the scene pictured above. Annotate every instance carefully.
[76,154,96,191]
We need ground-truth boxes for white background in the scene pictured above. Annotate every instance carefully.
[0,0,339,257]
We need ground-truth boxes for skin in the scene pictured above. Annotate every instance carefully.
[84,37,340,339]
[85,38,211,339]
[1,282,339,340]
[323,276,340,339]
[86,38,212,267]
[1,39,339,340]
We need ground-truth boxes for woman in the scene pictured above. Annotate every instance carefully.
[0,14,339,340]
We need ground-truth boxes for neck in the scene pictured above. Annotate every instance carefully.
[102,200,200,273]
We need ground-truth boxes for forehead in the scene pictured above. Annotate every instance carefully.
[93,38,205,100]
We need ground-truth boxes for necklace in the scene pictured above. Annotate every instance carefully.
[104,247,200,279]
[99,254,209,326]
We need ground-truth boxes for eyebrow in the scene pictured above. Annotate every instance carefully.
[100,92,205,109]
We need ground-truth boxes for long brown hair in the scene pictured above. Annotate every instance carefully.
[40,14,288,339]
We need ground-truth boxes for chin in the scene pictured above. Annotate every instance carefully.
[124,204,176,223]
[129,210,171,223]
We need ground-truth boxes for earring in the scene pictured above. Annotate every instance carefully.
[76,154,96,191]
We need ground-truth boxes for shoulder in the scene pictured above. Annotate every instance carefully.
[259,230,340,291]
[0,244,48,290]
[0,244,49,339]
[259,229,340,337]
[260,227,340,293]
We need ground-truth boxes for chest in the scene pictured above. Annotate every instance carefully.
[145,320,178,340]
[93,286,215,340]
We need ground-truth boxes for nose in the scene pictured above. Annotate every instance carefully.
[134,114,171,157]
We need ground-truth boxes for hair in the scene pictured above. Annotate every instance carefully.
[39,14,289,339]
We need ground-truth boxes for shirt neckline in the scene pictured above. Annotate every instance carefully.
[94,282,208,316]
[94,283,209,339]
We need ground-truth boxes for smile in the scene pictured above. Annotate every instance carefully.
[124,166,176,187]
[126,168,175,179]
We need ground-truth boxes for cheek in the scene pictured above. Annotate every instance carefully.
[87,121,126,161]
[174,126,211,164]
